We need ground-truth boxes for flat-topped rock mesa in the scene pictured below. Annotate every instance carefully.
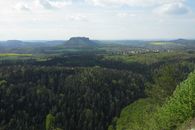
[64,37,97,48]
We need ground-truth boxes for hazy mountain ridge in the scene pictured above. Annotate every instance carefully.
[0,38,194,53]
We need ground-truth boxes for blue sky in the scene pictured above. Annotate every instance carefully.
[0,0,194,40]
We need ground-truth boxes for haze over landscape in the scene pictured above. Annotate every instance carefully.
[0,0,195,40]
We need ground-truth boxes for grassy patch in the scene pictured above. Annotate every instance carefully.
[150,42,175,45]
[0,53,32,57]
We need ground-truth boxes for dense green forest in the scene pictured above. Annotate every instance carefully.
[0,66,145,130]
[0,38,195,130]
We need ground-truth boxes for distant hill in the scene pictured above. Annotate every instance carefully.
[0,40,24,48]
[0,40,64,48]
[64,37,97,48]
[0,40,64,53]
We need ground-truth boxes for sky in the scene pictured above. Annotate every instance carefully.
[0,0,195,40]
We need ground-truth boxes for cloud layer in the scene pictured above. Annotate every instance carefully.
[87,0,186,7]
[0,0,194,40]
[12,0,190,16]
[156,2,189,15]
[13,3,31,11]
[36,0,72,9]
[10,0,189,13]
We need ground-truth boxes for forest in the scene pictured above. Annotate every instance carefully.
[0,0,195,127]
[0,38,195,130]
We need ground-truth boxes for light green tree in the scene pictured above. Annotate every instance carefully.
[46,114,55,130]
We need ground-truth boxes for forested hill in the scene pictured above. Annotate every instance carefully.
[109,70,195,130]
[0,66,145,130]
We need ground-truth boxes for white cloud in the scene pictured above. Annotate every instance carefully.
[156,2,189,15]
[66,14,88,21]
[37,0,54,9]
[13,3,31,11]
[35,0,72,9]
[86,0,186,7]
[10,0,190,12]
[49,0,72,8]
[117,12,136,17]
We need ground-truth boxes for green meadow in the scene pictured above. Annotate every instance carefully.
[150,42,175,45]
[0,53,32,57]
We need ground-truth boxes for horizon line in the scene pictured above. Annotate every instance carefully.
[0,38,195,42]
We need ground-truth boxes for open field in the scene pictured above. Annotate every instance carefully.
[104,51,195,65]
[0,53,32,57]
[150,42,175,45]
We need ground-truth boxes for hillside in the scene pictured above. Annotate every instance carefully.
[109,70,195,130]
